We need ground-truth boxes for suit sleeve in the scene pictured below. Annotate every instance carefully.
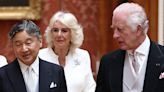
[0,71,3,92]
[95,56,110,92]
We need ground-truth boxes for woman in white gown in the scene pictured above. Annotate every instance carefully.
[39,11,96,92]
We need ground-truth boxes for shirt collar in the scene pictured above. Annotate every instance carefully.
[127,35,150,55]
[18,56,39,76]
[135,35,150,55]
[127,35,150,56]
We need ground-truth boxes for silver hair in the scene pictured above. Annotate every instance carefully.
[45,11,84,51]
[113,2,149,33]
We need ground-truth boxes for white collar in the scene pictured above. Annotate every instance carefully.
[127,35,150,56]
[48,47,80,66]
[18,57,39,76]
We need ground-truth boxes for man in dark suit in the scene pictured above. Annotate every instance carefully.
[0,20,67,92]
[96,2,164,92]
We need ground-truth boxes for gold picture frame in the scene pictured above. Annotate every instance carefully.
[0,0,41,20]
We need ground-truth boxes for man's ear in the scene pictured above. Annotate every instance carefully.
[39,37,43,48]
[136,25,144,36]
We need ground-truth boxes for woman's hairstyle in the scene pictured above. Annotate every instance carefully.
[9,20,41,40]
[45,11,84,50]
[113,2,149,34]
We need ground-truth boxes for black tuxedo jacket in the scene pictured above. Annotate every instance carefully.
[0,58,67,92]
[96,41,164,92]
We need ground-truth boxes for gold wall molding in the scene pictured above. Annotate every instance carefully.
[0,0,41,20]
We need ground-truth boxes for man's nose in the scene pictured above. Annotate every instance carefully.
[22,44,28,52]
[113,30,119,39]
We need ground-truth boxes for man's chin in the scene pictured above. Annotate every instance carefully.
[20,58,34,65]
[119,46,128,50]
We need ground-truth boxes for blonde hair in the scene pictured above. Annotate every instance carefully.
[45,11,84,51]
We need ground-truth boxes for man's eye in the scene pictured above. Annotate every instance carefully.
[117,28,123,32]
[15,43,22,46]
[26,39,33,45]
[26,42,32,45]
[117,28,121,31]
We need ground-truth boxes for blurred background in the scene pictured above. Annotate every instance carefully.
[0,0,163,78]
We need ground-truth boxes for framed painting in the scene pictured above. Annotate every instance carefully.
[0,0,41,20]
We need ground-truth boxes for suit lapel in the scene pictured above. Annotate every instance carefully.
[143,42,164,92]
[110,50,125,92]
[39,59,52,92]
[6,60,27,92]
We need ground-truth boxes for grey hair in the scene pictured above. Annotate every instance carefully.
[113,2,149,33]
[45,11,84,50]
[9,20,41,40]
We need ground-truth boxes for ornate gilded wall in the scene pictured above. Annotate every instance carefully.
[0,0,100,74]
[0,0,158,76]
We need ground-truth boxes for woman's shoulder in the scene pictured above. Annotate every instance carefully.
[73,48,91,63]
[75,48,89,55]
[38,48,54,58]
[39,48,52,54]
[73,48,91,59]
[39,48,50,52]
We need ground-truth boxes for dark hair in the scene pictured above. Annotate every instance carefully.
[9,20,41,40]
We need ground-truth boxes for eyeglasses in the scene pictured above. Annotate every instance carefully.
[51,28,70,33]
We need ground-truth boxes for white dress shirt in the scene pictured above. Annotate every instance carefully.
[123,35,150,92]
[0,55,8,67]
[39,48,96,92]
[18,57,39,92]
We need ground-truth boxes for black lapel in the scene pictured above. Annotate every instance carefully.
[110,50,125,92]
[6,59,27,92]
[143,42,164,92]
[39,59,52,92]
